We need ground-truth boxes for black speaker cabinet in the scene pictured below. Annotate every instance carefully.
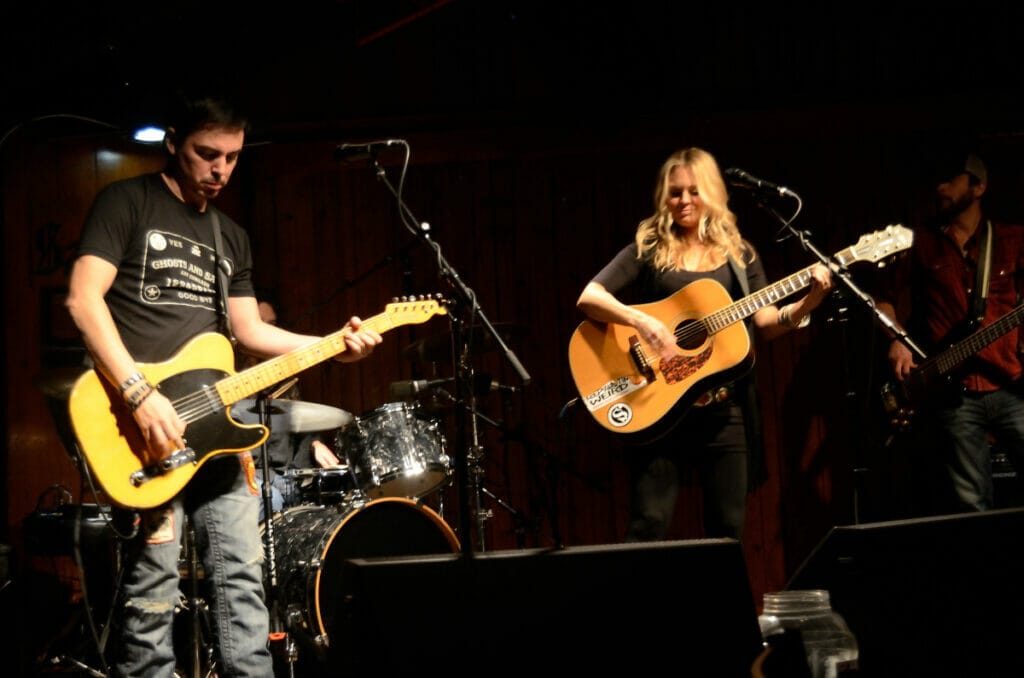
[788,507,1024,678]
[329,538,763,675]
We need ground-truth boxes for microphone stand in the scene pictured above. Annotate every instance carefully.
[362,146,532,557]
[750,187,924,525]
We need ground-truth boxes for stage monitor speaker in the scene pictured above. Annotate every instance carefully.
[333,539,763,675]
[788,507,1024,678]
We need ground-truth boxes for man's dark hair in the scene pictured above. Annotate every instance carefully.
[164,88,249,145]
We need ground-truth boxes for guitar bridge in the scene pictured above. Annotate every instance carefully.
[130,446,197,486]
[629,335,656,383]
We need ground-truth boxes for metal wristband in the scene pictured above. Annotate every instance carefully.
[125,381,155,411]
[119,371,146,393]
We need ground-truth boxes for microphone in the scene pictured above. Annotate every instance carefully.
[724,167,796,198]
[480,378,518,395]
[470,373,519,396]
[389,378,452,399]
[333,139,403,162]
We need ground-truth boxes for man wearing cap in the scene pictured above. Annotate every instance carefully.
[875,150,1024,514]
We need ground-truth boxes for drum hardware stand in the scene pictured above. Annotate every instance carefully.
[465,386,492,550]
[459,362,529,551]
[179,518,216,678]
[252,378,302,676]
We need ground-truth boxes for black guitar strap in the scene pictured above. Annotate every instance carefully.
[970,219,993,325]
[727,253,751,298]
[210,210,237,346]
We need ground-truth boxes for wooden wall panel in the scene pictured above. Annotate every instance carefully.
[2,135,164,568]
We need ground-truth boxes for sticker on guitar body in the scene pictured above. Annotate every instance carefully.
[583,376,649,413]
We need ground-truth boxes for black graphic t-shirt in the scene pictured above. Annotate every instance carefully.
[78,173,255,361]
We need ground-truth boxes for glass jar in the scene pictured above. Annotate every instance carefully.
[758,589,858,678]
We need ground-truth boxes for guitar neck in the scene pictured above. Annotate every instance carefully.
[704,241,869,333]
[215,311,395,405]
[929,303,1024,377]
[705,265,815,332]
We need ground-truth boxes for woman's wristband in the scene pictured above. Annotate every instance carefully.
[779,303,811,330]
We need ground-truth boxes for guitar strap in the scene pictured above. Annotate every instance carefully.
[727,254,751,297]
[970,219,993,325]
[209,210,237,346]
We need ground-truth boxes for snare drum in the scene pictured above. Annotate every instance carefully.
[284,467,355,506]
[338,402,450,499]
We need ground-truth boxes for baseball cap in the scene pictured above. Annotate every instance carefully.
[963,153,988,184]
[930,149,988,185]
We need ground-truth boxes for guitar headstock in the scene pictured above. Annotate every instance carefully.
[851,224,913,265]
[385,294,449,325]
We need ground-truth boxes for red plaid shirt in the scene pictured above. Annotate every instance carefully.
[877,218,1024,392]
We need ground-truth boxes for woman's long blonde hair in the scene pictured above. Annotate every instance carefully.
[635,147,750,270]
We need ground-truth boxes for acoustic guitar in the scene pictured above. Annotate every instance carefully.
[568,225,912,443]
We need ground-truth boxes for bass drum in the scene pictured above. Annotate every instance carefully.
[266,497,459,662]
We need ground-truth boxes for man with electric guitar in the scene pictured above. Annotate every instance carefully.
[64,91,383,677]
[575,147,834,543]
[875,149,1024,515]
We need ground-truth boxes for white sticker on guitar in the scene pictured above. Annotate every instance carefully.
[583,376,647,412]
[606,403,634,428]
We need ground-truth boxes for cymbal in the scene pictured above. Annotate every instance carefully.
[230,399,353,432]
[35,367,89,400]
[403,322,525,363]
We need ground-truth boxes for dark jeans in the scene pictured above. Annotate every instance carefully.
[936,387,1024,512]
[624,403,748,541]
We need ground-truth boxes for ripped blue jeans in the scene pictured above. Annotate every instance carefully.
[113,452,272,677]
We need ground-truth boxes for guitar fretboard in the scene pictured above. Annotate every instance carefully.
[701,240,881,334]
[930,304,1024,377]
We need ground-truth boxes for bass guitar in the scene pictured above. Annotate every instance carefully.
[881,301,1024,431]
[68,295,447,509]
[568,225,912,443]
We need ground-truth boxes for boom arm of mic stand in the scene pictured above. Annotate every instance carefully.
[782,220,928,361]
[364,154,533,558]
[367,156,532,385]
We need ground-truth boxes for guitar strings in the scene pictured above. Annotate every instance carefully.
[172,387,221,422]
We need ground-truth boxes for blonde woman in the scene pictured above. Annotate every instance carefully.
[577,147,832,541]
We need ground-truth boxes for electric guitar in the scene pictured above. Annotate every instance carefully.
[568,225,912,443]
[881,301,1024,431]
[68,295,448,509]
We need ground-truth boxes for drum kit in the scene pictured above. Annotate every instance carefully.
[29,321,525,676]
[256,324,525,674]
[252,399,460,675]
